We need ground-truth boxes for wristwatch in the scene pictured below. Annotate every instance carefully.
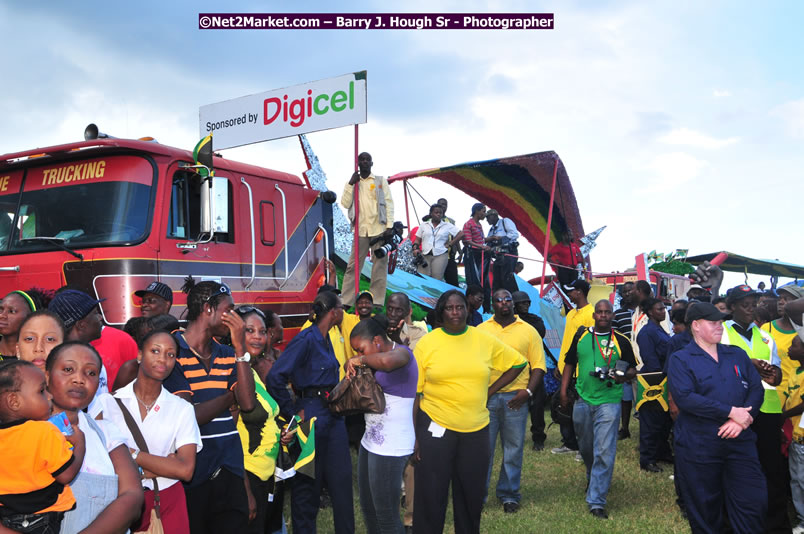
[526,388,533,398]
[236,352,252,363]
[131,449,140,462]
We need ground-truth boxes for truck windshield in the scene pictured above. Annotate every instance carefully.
[0,155,154,253]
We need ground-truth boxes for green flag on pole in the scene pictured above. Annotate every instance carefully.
[193,133,213,178]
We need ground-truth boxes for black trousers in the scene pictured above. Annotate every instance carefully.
[244,471,285,534]
[464,248,491,312]
[529,381,547,445]
[185,467,249,534]
[751,412,790,533]
[638,405,672,466]
[491,253,517,294]
[414,411,489,534]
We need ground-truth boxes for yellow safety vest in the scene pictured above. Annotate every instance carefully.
[724,324,781,414]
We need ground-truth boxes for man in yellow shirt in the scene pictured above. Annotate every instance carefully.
[782,336,804,534]
[764,285,804,402]
[553,279,594,455]
[478,289,545,513]
[341,152,395,307]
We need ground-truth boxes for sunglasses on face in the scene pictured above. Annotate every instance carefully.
[494,297,513,303]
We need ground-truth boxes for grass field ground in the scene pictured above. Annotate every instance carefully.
[308,411,693,534]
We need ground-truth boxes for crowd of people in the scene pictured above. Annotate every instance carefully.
[1,153,804,534]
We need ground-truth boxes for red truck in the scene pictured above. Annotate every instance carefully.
[0,125,335,339]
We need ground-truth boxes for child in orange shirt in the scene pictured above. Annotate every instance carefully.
[0,360,85,534]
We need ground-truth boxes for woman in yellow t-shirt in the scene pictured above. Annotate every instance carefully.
[412,289,526,534]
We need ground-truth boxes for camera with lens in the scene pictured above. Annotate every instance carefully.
[588,360,629,388]
[371,222,406,259]
[413,254,428,268]
[589,366,613,386]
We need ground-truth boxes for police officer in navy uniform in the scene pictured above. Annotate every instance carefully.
[667,302,767,534]
[267,290,355,534]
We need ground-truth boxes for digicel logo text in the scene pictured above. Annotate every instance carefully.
[264,81,356,128]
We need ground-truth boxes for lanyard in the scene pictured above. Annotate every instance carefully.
[593,331,614,367]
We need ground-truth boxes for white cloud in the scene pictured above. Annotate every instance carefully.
[771,98,804,139]
[637,152,707,194]
[713,89,732,98]
[658,128,739,149]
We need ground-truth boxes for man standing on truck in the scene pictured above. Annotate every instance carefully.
[341,152,395,309]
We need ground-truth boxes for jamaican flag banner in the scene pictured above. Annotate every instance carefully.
[193,133,213,178]
[636,372,669,411]
[275,415,316,481]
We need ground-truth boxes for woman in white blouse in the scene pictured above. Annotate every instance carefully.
[99,330,202,534]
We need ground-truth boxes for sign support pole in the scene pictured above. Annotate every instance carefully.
[353,124,360,301]
[540,158,559,297]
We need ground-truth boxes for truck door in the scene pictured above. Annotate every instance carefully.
[157,163,241,317]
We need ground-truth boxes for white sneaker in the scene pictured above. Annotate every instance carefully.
[575,452,582,462]
[792,523,804,534]
[551,446,576,455]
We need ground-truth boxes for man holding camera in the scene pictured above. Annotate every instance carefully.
[341,152,395,308]
[559,299,637,520]
[486,209,520,294]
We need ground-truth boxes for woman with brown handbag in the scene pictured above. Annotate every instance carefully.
[345,315,417,534]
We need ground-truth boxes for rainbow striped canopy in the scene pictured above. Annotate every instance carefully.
[388,151,584,258]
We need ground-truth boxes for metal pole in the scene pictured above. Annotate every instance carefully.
[403,179,411,230]
[540,158,559,297]
[353,124,360,301]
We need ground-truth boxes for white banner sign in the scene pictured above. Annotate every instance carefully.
[199,71,367,150]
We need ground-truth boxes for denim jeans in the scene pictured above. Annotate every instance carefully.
[358,445,408,534]
[573,398,621,510]
[790,442,804,525]
[485,391,529,504]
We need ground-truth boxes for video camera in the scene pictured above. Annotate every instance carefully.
[588,360,629,388]
[370,221,406,259]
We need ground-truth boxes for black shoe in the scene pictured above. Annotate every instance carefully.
[532,442,545,451]
[617,428,630,440]
[657,455,675,464]
[590,508,608,519]
[641,463,663,473]
[503,502,520,513]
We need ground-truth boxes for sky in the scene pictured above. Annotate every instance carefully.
[2,1,803,290]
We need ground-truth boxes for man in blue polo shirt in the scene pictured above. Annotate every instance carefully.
[164,280,256,534]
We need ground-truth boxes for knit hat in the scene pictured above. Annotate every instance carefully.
[49,290,105,330]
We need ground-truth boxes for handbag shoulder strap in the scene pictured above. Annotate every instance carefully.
[114,396,149,453]
[114,396,162,499]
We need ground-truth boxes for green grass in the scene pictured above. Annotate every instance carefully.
[304,413,691,533]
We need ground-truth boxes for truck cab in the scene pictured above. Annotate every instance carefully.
[0,132,335,337]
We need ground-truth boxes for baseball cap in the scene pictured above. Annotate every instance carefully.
[49,289,106,330]
[511,291,531,304]
[725,284,758,306]
[134,281,173,304]
[486,209,499,217]
[778,285,804,300]
[685,302,731,323]
[562,279,591,294]
[688,284,704,291]
[356,291,374,303]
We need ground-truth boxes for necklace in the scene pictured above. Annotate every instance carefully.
[181,333,212,360]
[133,387,158,413]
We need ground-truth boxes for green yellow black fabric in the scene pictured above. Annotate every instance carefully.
[193,133,213,178]
[635,372,669,411]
